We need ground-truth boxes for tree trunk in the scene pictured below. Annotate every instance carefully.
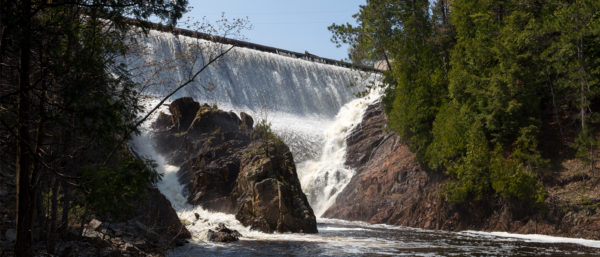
[578,36,586,133]
[15,0,34,256]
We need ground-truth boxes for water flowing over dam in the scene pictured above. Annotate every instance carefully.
[128,30,600,256]
[126,29,381,215]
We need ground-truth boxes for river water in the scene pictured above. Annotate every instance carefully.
[127,29,600,257]
[168,218,600,256]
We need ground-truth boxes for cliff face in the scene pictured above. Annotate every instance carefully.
[152,97,317,234]
[323,102,600,240]
[322,103,450,229]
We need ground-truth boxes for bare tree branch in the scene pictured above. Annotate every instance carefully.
[103,45,235,165]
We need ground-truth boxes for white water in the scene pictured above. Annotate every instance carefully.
[130,91,381,245]
[127,29,600,256]
[461,231,600,249]
[124,30,377,118]
[127,28,382,241]
[298,88,383,216]
[125,29,380,214]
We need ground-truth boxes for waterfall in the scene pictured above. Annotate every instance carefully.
[126,29,382,230]
[298,88,382,216]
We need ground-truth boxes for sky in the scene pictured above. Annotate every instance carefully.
[181,0,365,61]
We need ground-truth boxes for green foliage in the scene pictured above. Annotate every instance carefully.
[444,122,491,203]
[489,146,546,207]
[253,120,285,157]
[335,0,586,207]
[572,130,598,169]
[427,102,473,170]
[82,152,161,218]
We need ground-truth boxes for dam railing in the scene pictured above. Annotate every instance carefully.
[141,21,382,73]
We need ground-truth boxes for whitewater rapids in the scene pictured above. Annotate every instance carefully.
[127,29,600,256]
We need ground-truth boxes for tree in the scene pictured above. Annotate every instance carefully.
[542,0,600,162]
[1,1,190,255]
[329,0,403,69]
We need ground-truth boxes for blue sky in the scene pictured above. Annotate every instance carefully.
[181,0,365,61]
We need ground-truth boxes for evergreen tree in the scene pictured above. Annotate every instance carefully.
[1,1,188,255]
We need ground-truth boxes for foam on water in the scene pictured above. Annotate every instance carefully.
[462,230,600,249]
[127,29,600,256]
[124,29,378,118]
[297,87,383,216]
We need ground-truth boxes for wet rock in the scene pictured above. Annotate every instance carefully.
[152,98,317,234]
[240,112,254,129]
[194,213,200,220]
[169,97,200,131]
[152,111,173,130]
[206,223,241,242]
[133,187,191,240]
[322,102,600,240]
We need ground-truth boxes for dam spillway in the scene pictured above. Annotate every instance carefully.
[125,28,381,217]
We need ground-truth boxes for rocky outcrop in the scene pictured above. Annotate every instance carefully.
[322,103,449,228]
[206,224,242,242]
[152,97,317,234]
[134,187,191,241]
[323,102,600,240]
[234,141,317,233]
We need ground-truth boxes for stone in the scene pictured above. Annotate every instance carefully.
[320,102,600,240]
[89,219,102,230]
[152,111,173,130]
[152,97,317,234]
[194,213,200,220]
[322,103,450,229]
[169,97,200,131]
[206,223,242,242]
[132,187,192,240]
[240,112,254,129]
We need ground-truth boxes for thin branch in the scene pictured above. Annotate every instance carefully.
[103,45,235,165]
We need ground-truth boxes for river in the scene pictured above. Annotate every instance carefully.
[127,29,600,257]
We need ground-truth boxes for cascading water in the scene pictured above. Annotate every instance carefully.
[127,30,600,256]
[125,29,380,210]
[298,88,383,216]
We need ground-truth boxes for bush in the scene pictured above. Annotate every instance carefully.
[253,120,284,157]
[82,151,161,218]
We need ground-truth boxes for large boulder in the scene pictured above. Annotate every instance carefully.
[169,97,200,131]
[134,187,192,241]
[152,98,317,234]
[206,224,242,242]
[234,141,317,233]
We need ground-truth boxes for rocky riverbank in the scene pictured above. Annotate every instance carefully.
[323,102,600,240]
[0,175,190,257]
[152,97,317,233]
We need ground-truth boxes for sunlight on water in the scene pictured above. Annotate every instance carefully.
[128,30,600,257]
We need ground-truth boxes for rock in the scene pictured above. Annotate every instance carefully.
[321,102,600,240]
[234,142,317,233]
[194,213,200,220]
[133,187,192,240]
[89,219,102,230]
[5,228,15,242]
[169,97,200,131]
[240,112,254,129]
[152,97,317,234]
[322,102,448,229]
[206,223,241,242]
[134,220,148,232]
[152,111,173,130]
